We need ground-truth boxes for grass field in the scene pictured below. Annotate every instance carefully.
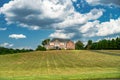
[0,50,120,80]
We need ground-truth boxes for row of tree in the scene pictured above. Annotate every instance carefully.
[1,37,120,54]
[36,37,120,51]
[0,47,33,55]
[87,38,120,50]
[75,37,120,50]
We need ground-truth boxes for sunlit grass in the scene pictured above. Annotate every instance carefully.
[0,50,120,80]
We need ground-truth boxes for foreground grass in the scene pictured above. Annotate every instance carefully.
[0,50,120,80]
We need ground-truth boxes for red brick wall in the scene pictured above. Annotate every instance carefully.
[66,41,75,50]
[46,40,75,50]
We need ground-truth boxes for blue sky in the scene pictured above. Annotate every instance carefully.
[0,0,120,49]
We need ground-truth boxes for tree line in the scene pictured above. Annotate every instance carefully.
[88,37,120,50]
[1,37,120,54]
[0,47,33,55]
[76,37,120,50]
[36,37,120,51]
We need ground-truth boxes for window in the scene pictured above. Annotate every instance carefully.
[60,43,64,45]
[50,43,54,46]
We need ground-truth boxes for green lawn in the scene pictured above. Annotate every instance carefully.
[0,50,120,80]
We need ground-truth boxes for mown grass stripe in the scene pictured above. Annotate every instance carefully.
[0,50,120,79]
[52,53,61,74]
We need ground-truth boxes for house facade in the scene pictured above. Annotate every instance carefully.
[45,38,75,50]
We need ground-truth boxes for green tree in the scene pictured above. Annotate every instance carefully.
[85,40,92,49]
[111,39,117,49]
[75,40,84,50]
[42,39,50,46]
[36,45,46,51]
[0,47,33,55]
[86,37,120,50]
[116,37,120,49]
[102,39,108,49]
[91,43,97,50]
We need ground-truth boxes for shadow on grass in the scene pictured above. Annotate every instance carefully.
[91,50,120,56]
[91,50,120,79]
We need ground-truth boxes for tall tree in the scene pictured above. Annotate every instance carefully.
[42,39,50,46]
[85,40,92,49]
[111,39,117,49]
[75,40,84,50]
[116,37,120,49]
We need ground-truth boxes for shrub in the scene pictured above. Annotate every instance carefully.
[36,45,46,51]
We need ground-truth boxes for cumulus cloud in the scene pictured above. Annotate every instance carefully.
[0,0,105,40]
[79,18,120,37]
[49,30,75,39]
[9,34,26,39]
[53,8,104,29]
[0,27,7,31]
[1,0,72,30]
[72,0,77,2]
[86,0,120,6]
[1,0,119,41]
[80,20,99,37]
[0,43,14,47]
[96,18,120,36]
[0,0,103,30]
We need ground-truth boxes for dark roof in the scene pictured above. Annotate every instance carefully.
[51,38,71,42]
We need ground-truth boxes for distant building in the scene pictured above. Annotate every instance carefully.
[45,38,75,50]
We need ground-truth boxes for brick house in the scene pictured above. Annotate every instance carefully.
[45,38,75,50]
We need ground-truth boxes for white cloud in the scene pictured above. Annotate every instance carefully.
[96,18,120,36]
[87,9,104,20]
[0,43,14,47]
[2,0,119,41]
[54,8,103,29]
[80,20,99,33]
[86,0,120,6]
[49,30,75,39]
[19,23,40,30]
[72,0,77,2]
[0,28,7,31]
[79,18,120,37]
[80,20,99,37]
[86,0,100,5]
[1,0,72,29]
[9,34,26,39]
[0,0,105,40]
[0,0,103,30]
